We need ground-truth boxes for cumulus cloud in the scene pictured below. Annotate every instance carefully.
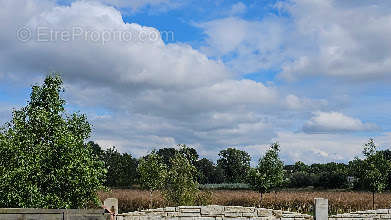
[273,131,369,164]
[199,0,391,82]
[279,0,391,82]
[0,0,324,162]
[198,16,287,74]
[56,0,186,12]
[303,111,379,133]
[228,2,247,15]
[2,0,388,164]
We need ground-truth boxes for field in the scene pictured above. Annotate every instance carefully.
[98,189,391,214]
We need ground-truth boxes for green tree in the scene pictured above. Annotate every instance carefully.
[0,74,106,208]
[157,145,199,168]
[104,147,138,188]
[163,151,199,206]
[246,143,284,206]
[156,147,177,167]
[217,148,251,183]
[360,139,391,209]
[137,152,167,208]
[195,158,225,184]
[178,144,199,166]
[293,161,309,173]
[87,141,105,161]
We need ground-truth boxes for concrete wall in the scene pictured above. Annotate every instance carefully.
[0,208,110,220]
[329,209,391,220]
[117,205,313,220]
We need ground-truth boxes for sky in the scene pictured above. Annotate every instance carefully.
[1,0,391,164]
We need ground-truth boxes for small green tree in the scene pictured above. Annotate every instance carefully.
[247,143,284,206]
[137,152,167,208]
[360,139,391,209]
[0,74,106,208]
[163,151,199,206]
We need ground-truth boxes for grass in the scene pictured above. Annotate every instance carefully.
[98,189,391,215]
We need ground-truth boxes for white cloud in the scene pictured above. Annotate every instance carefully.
[228,2,247,15]
[198,0,391,83]
[3,0,388,165]
[0,0,325,162]
[57,0,185,12]
[279,0,391,82]
[303,111,378,133]
[273,131,368,164]
[198,16,287,74]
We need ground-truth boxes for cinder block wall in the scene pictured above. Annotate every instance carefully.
[117,205,313,220]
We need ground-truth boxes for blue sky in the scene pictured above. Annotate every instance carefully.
[1,0,391,164]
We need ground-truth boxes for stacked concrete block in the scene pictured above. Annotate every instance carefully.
[329,209,391,220]
[118,205,313,220]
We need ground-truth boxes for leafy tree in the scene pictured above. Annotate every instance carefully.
[293,161,310,173]
[137,152,167,208]
[217,148,251,183]
[315,163,348,189]
[178,144,199,166]
[0,74,106,208]
[246,143,284,206]
[195,158,225,184]
[163,151,199,206]
[156,147,178,167]
[379,150,391,190]
[360,139,391,209]
[87,141,105,161]
[157,145,199,168]
[104,147,138,188]
[288,171,317,188]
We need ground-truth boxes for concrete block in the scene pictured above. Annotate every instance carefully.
[201,206,224,215]
[165,207,176,212]
[225,206,255,213]
[257,208,272,217]
[314,198,328,220]
[104,198,119,215]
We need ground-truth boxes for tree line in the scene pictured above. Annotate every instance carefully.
[92,141,391,191]
[0,74,390,209]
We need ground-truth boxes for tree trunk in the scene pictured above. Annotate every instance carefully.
[259,192,263,208]
[149,190,153,209]
[372,191,375,210]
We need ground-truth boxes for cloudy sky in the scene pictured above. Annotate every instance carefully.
[1,0,390,164]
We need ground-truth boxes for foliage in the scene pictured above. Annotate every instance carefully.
[360,139,391,193]
[285,161,349,189]
[137,151,167,208]
[156,145,199,168]
[162,151,199,206]
[247,143,284,198]
[0,74,106,208]
[195,158,225,184]
[217,148,251,183]
[103,146,138,188]
[137,152,167,192]
[156,147,177,167]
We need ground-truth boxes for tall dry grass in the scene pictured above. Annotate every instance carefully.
[98,189,391,214]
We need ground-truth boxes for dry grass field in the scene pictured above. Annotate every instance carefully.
[98,189,391,214]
